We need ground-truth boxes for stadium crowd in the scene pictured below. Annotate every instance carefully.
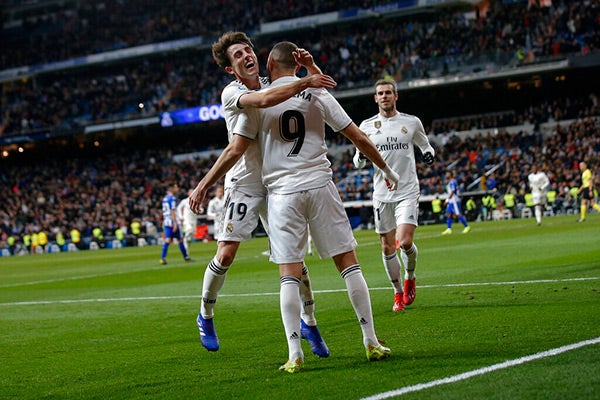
[1,110,598,255]
[1,0,598,136]
[1,0,599,255]
[0,0,392,70]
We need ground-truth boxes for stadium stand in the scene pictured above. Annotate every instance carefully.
[1,0,598,137]
[0,0,598,255]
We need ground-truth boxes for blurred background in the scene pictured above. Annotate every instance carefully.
[0,0,598,254]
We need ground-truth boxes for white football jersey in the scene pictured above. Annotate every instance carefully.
[176,197,196,227]
[528,171,550,195]
[358,112,434,202]
[221,77,270,196]
[235,76,352,194]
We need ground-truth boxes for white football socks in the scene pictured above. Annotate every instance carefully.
[280,275,303,361]
[401,243,418,280]
[341,264,378,348]
[299,264,316,325]
[382,252,403,293]
[200,257,229,318]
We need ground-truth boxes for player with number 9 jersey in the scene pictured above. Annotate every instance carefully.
[237,78,352,195]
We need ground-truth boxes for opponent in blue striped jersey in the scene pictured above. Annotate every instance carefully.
[442,171,471,235]
[160,184,191,264]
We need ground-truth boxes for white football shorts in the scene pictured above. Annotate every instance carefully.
[218,187,268,242]
[183,223,196,242]
[267,181,357,264]
[532,192,547,205]
[373,196,419,234]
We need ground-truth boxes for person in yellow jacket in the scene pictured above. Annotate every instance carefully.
[431,195,443,223]
[56,230,66,249]
[31,232,40,253]
[577,161,600,222]
[130,219,142,236]
[70,227,82,250]
[465,196,477,221]
[92,225,106,248]
[38,230,48,252]
[503,190,516,218]
[7,235,16,255]
[22,233,31,253]
[115,228,126,246]
[481,193,496,220]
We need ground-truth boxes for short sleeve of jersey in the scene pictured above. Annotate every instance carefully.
[221,83,248,114]
[233,108,260,141]
[317,89,352,132]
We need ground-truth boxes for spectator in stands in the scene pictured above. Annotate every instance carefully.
[465,196,478,221]
[431,194,443,223]
[1,0,598,138]
[502,187,517,219]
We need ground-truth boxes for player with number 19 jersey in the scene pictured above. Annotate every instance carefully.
[236,76,352,194]
[216,77,272,242]
[221,77,270,197]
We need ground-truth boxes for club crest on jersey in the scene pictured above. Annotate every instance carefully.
[374,121,382,129]
[402,126,408,134]
[226,223,234,234]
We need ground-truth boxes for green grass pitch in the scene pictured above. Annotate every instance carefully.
[1,215,599,399]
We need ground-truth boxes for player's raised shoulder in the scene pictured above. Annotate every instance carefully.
[397,111,419,121]
[362,115,379,124]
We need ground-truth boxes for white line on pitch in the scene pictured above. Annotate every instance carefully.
[0,276,597,307]
[360,336,600,400]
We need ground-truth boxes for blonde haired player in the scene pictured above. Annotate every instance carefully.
[353,78,435,312]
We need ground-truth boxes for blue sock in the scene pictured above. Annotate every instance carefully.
[459,216,468,227]
[161,243,169,259]
[179,242,188,258]
[446,218,453,229]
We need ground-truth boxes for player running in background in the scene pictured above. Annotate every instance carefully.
[177,189,198,255]
[353,78,435,312]
[442,170,471,235]
[528,163,550,226]
[160,184,192,264]
[205,185,225,241]
[577,160,600,222]
[190,32,335,356]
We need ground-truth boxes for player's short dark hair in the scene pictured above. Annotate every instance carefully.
[269,41,299,70]
[212,31,254,69]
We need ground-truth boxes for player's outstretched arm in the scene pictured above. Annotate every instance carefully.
[238,74,336,109]
[189,135,252,214]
